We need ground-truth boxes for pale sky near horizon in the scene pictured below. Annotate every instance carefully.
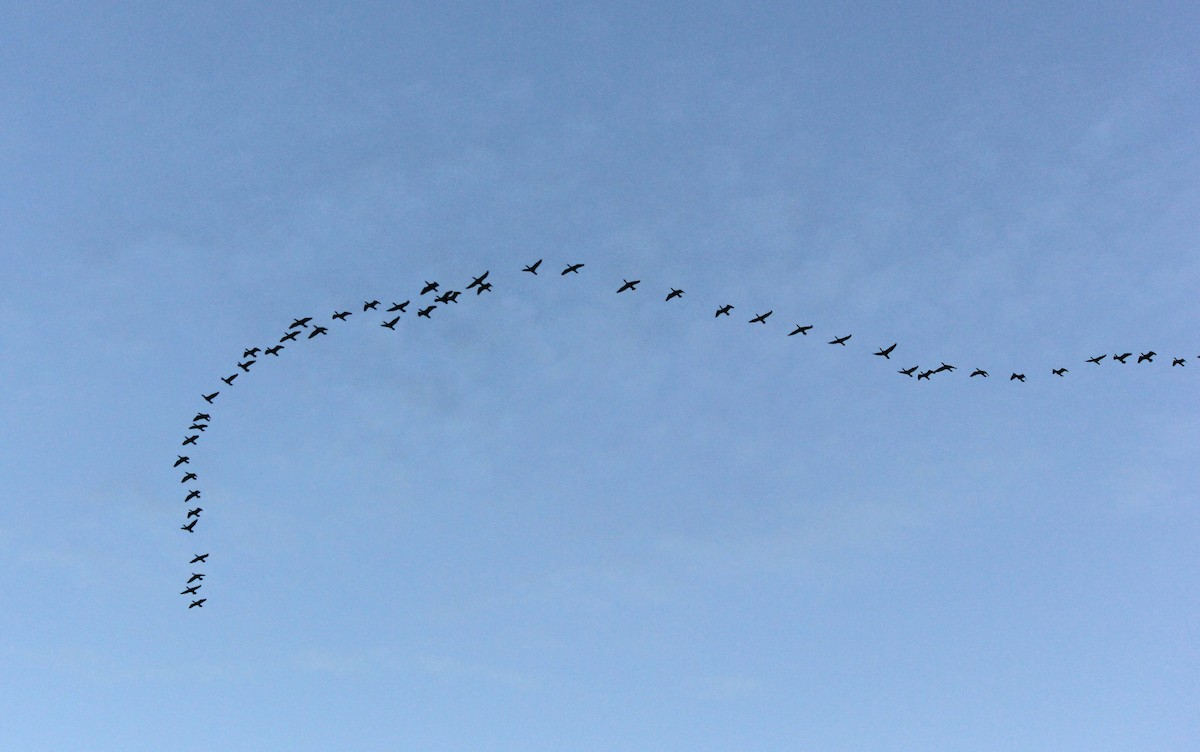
[2,3,1198,750]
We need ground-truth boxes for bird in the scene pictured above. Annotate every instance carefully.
[174,456,190,467]
[333,311,352,321]
[189,599,206,609]
[181,519,197,533]
[363,300,380,311]
[917,370,933,380]
[970,369,989,378]
[187,573,205,584]
[715,304,733,317]
[898,366,918,377]
[874,343,897,359]
[279,331,300,343]
[265,345,283,356]
[420,281,439,295]
[434,290,461,304]
[749,311,773,324]
[788,325,812,336]
[192,413,211,422]
[616,279,640,293]
[381,316,400,329]
[933,362,956,373]
[418,305,435,318]
[189,553,209,564]
[475,282,492,294]
[289,317,312,329]
[242,348,260,358]
[561,263,584,275]
[1113,353,1132,363]
[187,507,202,519]
[387,301,410,313]
[181,585,200,595]
[466,271,489,290]
[307,326,328,338]
[523,259,542,274]
[221,374,238,385]
[1052,368,1068,377]
[180,472,197,483]
[1138,351,1156,363]
[203,392,219,403]
[185,490,201,502]
[188,424,207,431]
[1172,358,1185,367]
[1086,354,1106,364]
[828,334,851,346]
[1010,373,1026,382]
[182,435,198,446]
[665,288,684,301]
[238,359,255,372]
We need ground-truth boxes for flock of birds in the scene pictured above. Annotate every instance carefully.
[173,260,1195,608]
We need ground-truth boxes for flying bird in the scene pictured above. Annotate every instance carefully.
[475,282,492,294]
[387,301,410,313]
[221,374,238,385]
[265,345,283,356]
[187,573,205,584]
[242,348,260,358]
[181,519,197,533]
[189,599,206,609]
[917,370,932,380]
[665,288,684,301]
[1138,351,1155,363]
[181,472,197,483]
[187,507,202,519]
[185,490,201,502]
[1010,373,1026,382]
[189,553,209,564]
[280,331,300,342]
[308,326,328,338]
[363,300,380,311]
[420,281,439,295]
[749,311,773,324]
[181,585,201,595]
[381,316,400,329]
[1113,353,1132,363]
[1086,354,1106,364]
[203,392,219,403]
[182,435,198,446]
[289,317,312,329]
[874,343,897,359]
[1172,358,1185,367]
[1052,368,1068,377]
[561,263,584,275]
[174,456,190,467]
[934,362,956,373]
[333,311,351,321]
[715,305,733,317]
[898,366,918,377]
[192,413,210,422]
[788,324,812,336]
[970,369,989,378]
[467,271,489,289]
[238,359,255,372]
[616,279,640,293]
[417,305,436,318]
[828,334,851,346]
[523,259,542,274]
[434,290,461,304]
[188,423,207,431]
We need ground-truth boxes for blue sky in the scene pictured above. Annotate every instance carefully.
[1,3,1197,750]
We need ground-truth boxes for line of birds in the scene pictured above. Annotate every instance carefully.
[175,260,1196,608]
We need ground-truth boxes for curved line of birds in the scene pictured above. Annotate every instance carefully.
[173,259,1195,609]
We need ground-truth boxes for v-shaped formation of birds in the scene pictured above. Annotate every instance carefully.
[174,260,1195,608]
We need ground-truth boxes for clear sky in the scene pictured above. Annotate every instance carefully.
[2,3,1198,750]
